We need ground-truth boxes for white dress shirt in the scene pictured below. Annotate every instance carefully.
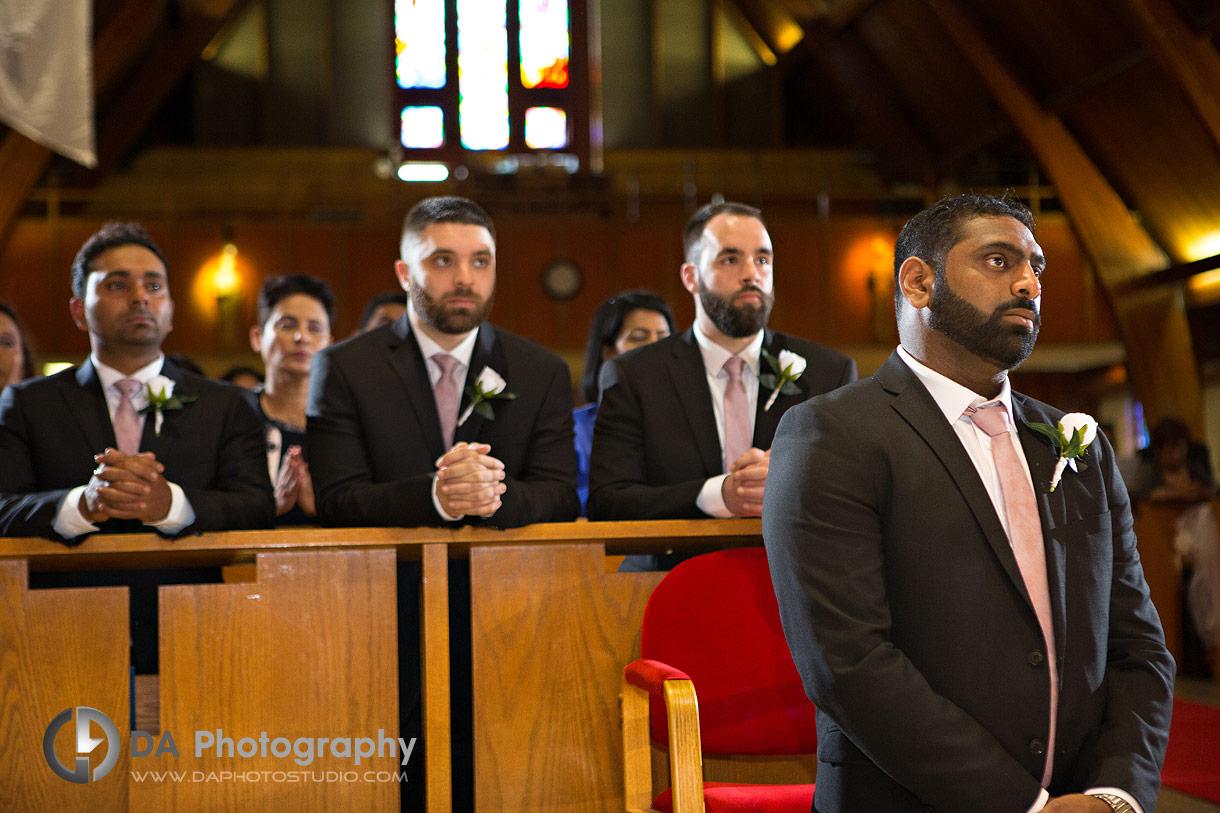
[692,325,764,517]
[409,304,480,522]
[54,354,195,540]
[896,345,1142,813]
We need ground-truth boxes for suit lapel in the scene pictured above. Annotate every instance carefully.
[1012,394,1068,657]
[141,360,189,457]
[454,325,499,444]
[67,360,117,453]
[388,318,447,461]
[878,353,1033,609]
[670,330,723,476]
[754,330,807,448]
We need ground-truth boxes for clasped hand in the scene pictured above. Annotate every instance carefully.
[722,447,770,517]
[81,448,173,524]
[435,442,506,518]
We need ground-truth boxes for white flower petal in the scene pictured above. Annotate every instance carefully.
[777,350,807,377]
[476,367,506,397]
[1058,412,1097,447]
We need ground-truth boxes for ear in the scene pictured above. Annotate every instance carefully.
[679,262,698,295]
[394,260,411,291]
[897,256,934,310]
[69,297,87,332]
[249,324,263,353]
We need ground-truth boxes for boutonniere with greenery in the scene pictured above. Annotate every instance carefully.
[760,349,807,412]
[1025,412,1098,491]
[457,366,517,426]
[138,375,199,436]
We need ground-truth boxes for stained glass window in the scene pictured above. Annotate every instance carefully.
[393,0,580,162]
[395,0,445,90]
[401,106,445,149]
[525,107,567,149]
[520,0,569,89]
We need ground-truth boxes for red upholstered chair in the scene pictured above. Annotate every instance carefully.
[621,547,817,813]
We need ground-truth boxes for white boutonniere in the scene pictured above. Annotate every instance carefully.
[1025,412,1098,491]
[457,367,517,426]
[138,375,198,436]
[760,349,807,412]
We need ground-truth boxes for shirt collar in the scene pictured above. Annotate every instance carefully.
[91,353,165,393]
[693,323,765,377]
[408,303,479,369]
[896,344,1013,424]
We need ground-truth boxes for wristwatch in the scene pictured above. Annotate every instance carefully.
[1091,793,1136,813]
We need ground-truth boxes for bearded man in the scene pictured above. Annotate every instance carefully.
[764,194,1173,813]
[589,201,856,568]
[306,196,578,811]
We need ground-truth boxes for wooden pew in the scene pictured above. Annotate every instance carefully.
[0,520,762,812]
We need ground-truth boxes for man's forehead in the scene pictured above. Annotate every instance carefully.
[89,244,166,274]
[958,214,1039,250]
[415,222,495,253]
[704,213,772,250]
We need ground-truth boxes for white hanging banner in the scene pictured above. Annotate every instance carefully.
[0,0,96,168]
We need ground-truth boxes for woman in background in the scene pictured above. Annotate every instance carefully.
[0,302,36,390]
[575,290,674,513]
[248,274,335,523]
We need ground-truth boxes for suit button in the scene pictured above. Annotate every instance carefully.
[1027,650,1045,666]
[1029,739,1046,756]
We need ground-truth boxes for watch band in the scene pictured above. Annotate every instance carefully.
[1091,793,1136,813]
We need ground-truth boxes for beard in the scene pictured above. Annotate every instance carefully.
[928,269,1039,370]
[409,279,493,335]
[698,279,774,338]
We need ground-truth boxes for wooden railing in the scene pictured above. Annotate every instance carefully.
[1,520,762,812]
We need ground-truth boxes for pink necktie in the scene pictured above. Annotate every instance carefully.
[968,402,1058,786]
[114,378,143,454]
[433,353,461,449]
[722,356,750,472]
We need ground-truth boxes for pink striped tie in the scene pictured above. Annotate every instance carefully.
[114,379,143,454]
[968,402,1058,786]
[722,356,750,472]
[433,353,461,449]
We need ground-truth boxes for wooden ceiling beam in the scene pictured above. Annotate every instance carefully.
[1123,0,1220,155]
[94,0,253,174]
[925,0,1203,435]
[0,0,171,254]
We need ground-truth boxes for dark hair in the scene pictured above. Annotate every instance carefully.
[0,301,36,380]
[400,196,496,258]
[358,291,408,331]
[1148,417,1192,450]
[892,193,1036,309]
[71,222,170,300]
[580,290,676,403]
[256,273,336,328]
[683,201,765,264]
[220,365,263,386]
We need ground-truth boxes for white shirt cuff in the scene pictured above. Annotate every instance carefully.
[53,486,100,540]
[696,475,733,518]
[1087,788,1142,813]
[146,481,195,534]
[1024,788,1050,812]
[432,474,464,522]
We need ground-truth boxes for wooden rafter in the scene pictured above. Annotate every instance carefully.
[1123,0,1220,155]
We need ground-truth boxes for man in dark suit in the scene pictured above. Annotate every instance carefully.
[307,196,578,811]
[588,201,856,567]
[0,222,274,671]
[764,194,1173,813]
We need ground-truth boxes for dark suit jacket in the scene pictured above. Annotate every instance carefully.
[763,352,1174,813]
[587,328,856,521]
[307,316,579,528]
[0,358,275,541]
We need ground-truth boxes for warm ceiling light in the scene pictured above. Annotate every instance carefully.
[398,162,450,182]
[212,243,242,299]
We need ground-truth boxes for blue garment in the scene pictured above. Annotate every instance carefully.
[573,402,597,515]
